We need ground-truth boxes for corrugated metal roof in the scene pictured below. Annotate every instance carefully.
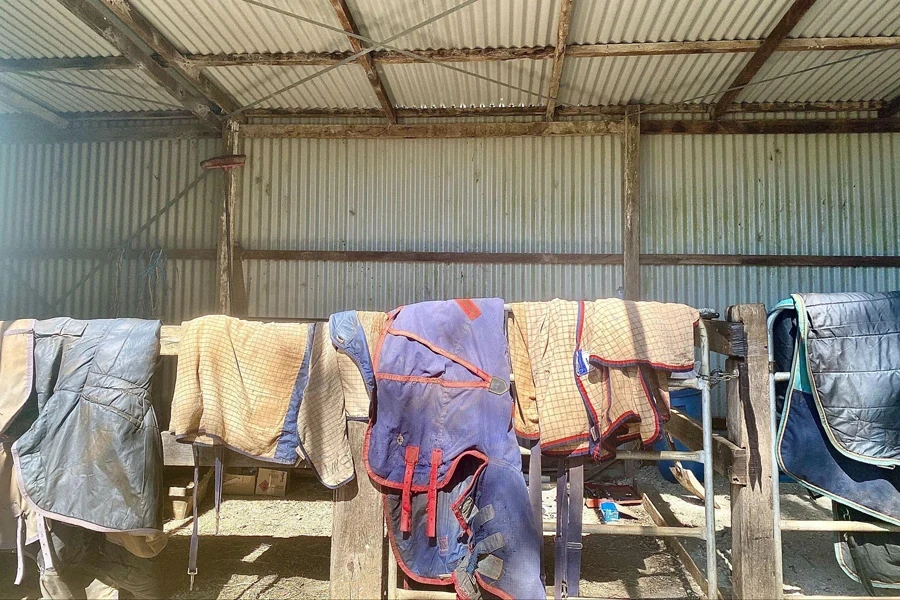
[738,50,900,103]
[129,0,352,54]
[0,0,117,59]
[205,64,379,109]
[0,70,179,113]
[568,0,793,44]
[791,0,900,38]
[347,0,561,50]
[560,53,749,106]
[382,59,550,108]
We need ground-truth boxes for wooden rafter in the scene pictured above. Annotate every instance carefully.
[879,95,900,119]
[57,0,222,130]
[328,0,397,124]
[94,0,240,117]
[0,82,68,128]
[546,0,574,119]
[711,0,820,119]
[0,56,135,72]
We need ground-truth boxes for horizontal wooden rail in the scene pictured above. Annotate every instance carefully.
[6,249,900,269]
[667,409,750,485]
[781,519,900,533]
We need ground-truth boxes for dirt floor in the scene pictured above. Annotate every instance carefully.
[0,466,875,599]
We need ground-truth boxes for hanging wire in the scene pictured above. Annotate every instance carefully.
[230,0,546,117]
[15,72,183,108]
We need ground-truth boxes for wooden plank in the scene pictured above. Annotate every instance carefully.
[879,95,900,119]
[665,409,750,486]
[0,56,136,72]
[693,320,748,357]
[8,248,900,269]
[161,431,305,468]
[642,490,725,600]
[160,325,180,356]
[711,0,820,119]
[179,37,900,68]
[242,120,622,139]
[329,0,397,124]
[330,420,386,599]
[0,120,218,142]
[215,119,242,314]
[725,304,780,599]
[642,118,900,135]
[95,0,240,117]
[545,0,574,120]
[56,0,222,130]
[622,105,641,299]
[0,82,68,128]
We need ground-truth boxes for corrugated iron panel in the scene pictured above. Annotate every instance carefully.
[129,0,351,54]
[205,64,379,109]
[0,0,116,59]
[737,50,900,103]
[382,59,550,108]
[0,70,180,113]
[569,0,793,44]
[560,53,748,106]
[791,0,900,38]
[642,133,900,256]
[347,0,561,50]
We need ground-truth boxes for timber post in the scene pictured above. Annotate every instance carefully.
[725,304,781,599]
[622,104,641,300]
[330,421,386,599]
[217,119,242,314]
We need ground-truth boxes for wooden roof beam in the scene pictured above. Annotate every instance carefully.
[57,0,222,130]
[0,56,136,72]
[711,0,820,120]
[879,95,900,119]
[328,0,397,124]
[0,82,68,128]
[545,0,574,120]
[93,0,240,117]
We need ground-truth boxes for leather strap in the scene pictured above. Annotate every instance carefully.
[36,515,54,574]
[554,462,569,600]
[14,515,25,585]
[528,442,545,583]
[214,445,225,536]
[188,445,199,590]
[566,462,584,598]
[400,445,419,533]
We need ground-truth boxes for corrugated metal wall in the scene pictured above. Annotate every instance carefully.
[0,137,221,322]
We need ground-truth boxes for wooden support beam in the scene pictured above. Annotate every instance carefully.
[879,95,900,119]
[56,0,222,130]
[242,120,622,139]
[161,431,305,468]
[725,304,780,599]
[94,0,240,117]
[622,105,641,299]
[179,37,900,68]
[0,82,68,128]
[711,0,820,119]
[330,421,386,599]
[215,120,242,314]
[642,118,900,135]
[0,120,218,142]
[665,409,750,485]
[0,56,136,72]
[545,0,574,120]
[329,0,397,124]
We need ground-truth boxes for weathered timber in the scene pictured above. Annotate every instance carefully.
[0,56,136,72]
[241,120,622,138]
[216,120,242,314]
[0,120,219,143]
[161,432,305,468]
[711,0,820,119]
[96,0,240,116]
[725,304,780,599]
[56,0,221,130]
[879,95,900,119]
[329,0,397,123]
[622,106,641,299]
[179,37,900,68]
[643,490,725,600]
[330,421,386,599]
[641,118,900,135]
[665,409,750,485]
[0,83,68,128]
[693,320,748,357]
[545,0,574,120]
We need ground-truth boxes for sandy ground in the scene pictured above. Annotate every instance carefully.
[0,466,874,599]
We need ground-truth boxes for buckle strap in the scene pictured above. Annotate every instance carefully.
[188,445,200,590]
[36,515,54,573]
[426,448,442,538]
[400,445,419,533]
[214,446,225,536]
[14,515,25,585]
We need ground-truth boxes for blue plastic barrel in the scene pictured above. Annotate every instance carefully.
[653,389,705,483]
